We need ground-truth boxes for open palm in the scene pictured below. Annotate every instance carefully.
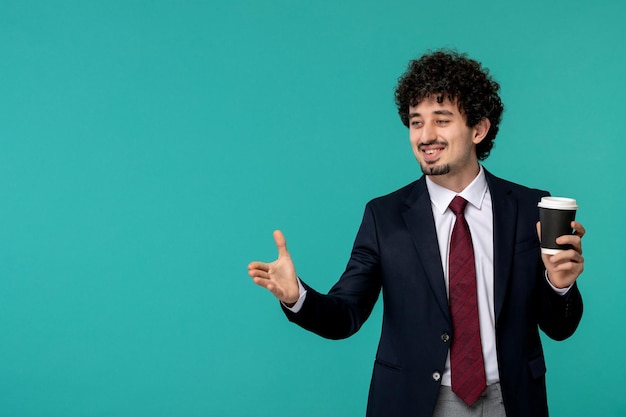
[248,230,300,304]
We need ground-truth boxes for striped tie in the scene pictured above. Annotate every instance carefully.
[448,196,486,406]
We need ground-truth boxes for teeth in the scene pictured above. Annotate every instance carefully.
[425,149,438,154]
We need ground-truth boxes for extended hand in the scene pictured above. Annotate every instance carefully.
[248,230,300,305]
[537,221,586,289]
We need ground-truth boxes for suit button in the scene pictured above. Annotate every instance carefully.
[441,333,450,343]
[432,372,441,381]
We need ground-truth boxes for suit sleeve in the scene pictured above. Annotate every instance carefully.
[532,190,583,341]
[281,203,382,340]
[539,277,583,341]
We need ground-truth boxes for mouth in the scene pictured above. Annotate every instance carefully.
[419,143,446,162]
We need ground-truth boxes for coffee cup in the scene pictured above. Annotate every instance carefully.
[537,197,578,255]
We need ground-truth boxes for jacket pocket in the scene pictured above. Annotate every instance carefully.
[374,358,402,372]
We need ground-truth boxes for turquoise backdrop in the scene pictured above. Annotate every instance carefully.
[1,0,624,416]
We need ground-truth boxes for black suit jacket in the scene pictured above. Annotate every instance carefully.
[283,170,583,417]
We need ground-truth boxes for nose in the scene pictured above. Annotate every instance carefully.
[420,124,437,143]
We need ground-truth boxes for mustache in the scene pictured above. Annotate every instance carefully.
[419,140,448,147]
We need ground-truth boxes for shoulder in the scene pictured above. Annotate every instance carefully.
[366,177,426,209]
[485,170,549,200]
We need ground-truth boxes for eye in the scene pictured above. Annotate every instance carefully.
[410,120,423,128]
[436,119,450,125]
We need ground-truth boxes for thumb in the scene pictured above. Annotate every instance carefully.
[536,221,541,242]
[273,230,289,258]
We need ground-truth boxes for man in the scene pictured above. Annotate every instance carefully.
[248,50,584,417]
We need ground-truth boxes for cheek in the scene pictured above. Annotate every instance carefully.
[410,144,422,160]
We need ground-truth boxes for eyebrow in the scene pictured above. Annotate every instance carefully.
[408,109,455,118]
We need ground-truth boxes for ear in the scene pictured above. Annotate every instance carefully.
[472,118,491,144]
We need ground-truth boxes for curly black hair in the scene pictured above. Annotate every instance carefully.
[394,50,504,160]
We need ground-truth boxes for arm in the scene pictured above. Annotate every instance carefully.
[282,204,382,340]
[247,204,382,340]
[537,221,585,340]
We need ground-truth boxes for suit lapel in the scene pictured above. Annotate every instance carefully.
[485,171,517,322]
[401,172,519,323]
[402,178,450,320]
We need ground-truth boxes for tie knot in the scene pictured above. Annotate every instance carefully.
[449,196,468,215]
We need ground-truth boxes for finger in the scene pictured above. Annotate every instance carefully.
[252,276,272,289]
[248,261,269,272]
[273,230,290,258]
[266,283,284,299]
[555,234,581,245]
[536,221,541,241]
[551,261,584,275]
[249,268,269,280]
[549,250,584,265]
[572,221,586,238]
[555,235,582,254]
[254,278,285,300]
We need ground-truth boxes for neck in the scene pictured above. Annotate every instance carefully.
[427,163,481,193]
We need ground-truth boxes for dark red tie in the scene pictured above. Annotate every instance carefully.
[448,196,486,406]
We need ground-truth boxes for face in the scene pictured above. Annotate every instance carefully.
[408,96,489,190]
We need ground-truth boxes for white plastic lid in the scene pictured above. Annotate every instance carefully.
[537,196,578,210]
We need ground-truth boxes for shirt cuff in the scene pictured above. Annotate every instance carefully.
[544,270,572,295]
[282,277,307,313]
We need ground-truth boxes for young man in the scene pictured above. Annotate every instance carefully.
[248,50,585,417]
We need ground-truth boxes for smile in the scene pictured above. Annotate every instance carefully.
[419,144,446,162]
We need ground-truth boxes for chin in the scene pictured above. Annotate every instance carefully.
[421,163,450,176]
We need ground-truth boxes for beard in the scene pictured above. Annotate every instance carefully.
[421,163,451,176]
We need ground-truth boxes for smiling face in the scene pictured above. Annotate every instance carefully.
[409,96,490,192]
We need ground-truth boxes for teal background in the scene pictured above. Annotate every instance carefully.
[1,0,624,416]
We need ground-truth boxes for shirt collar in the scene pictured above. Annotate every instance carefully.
[425,165,488,215]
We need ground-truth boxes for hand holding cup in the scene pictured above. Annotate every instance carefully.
[538,197,578,254]
[537,197,585,288]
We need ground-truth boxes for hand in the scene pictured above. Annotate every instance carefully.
[537,221,586,289]
[248,230,300,305]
